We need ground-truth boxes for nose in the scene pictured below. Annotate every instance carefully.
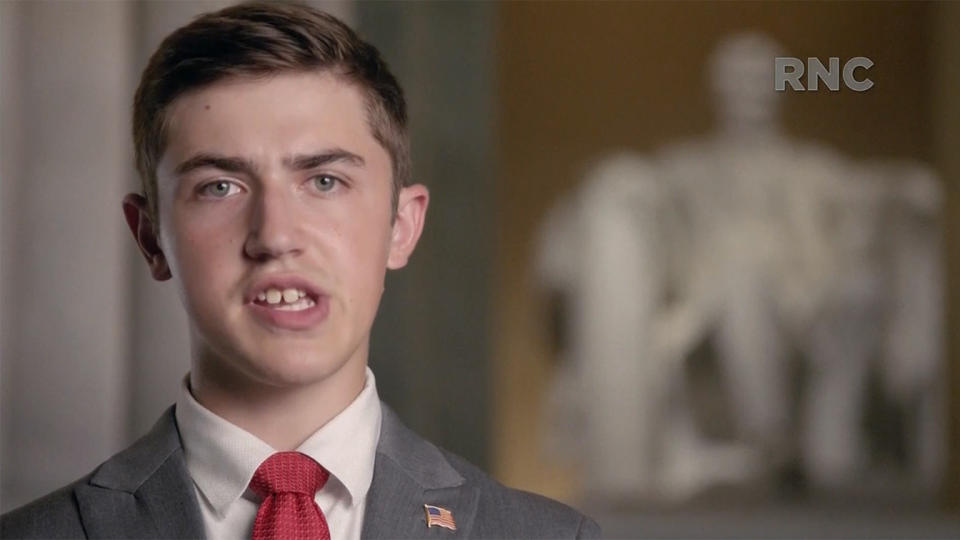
[243,186,302,262]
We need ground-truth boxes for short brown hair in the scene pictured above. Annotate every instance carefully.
[133,1,410,221]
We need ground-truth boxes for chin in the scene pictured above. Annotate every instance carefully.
[193,320,363,390]
[242,344,353,388]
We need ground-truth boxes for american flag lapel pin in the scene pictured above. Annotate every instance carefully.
[424,504,457,531]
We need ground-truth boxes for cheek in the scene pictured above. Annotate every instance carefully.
[334,215,392,301]
[165,208,243,294]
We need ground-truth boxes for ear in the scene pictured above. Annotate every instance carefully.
[122,193,171,280]
[387,184,429,270]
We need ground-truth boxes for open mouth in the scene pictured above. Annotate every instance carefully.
[253,287,317,312]
[245,275,329,330]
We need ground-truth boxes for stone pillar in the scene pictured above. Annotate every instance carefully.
[0,0,134,510]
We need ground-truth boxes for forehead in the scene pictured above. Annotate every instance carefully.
[159,71,385,173]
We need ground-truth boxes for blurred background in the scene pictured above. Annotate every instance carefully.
[2,1,959,537]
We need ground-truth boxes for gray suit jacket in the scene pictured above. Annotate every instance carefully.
[1,403,600,539]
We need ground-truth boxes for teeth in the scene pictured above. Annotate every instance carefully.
[259,287,309,305]
[273,297,316,311]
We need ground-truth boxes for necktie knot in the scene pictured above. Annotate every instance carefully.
[249,452,331,540]
[250,452,330,499]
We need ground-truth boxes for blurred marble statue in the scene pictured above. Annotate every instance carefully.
[535,32,944,502]
[803,161,944,490]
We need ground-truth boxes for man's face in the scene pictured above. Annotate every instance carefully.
[139,71,425,390]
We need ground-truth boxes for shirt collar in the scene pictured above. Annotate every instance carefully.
[175,367,382,517]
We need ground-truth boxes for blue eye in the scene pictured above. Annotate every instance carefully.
[200,180,240,198]
[312,174,339,192]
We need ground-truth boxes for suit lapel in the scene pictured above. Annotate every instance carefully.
[74,402,480,538]
[75,407,205,539]
[362,404,480,539]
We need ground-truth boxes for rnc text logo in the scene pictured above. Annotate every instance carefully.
[775,57,874,92]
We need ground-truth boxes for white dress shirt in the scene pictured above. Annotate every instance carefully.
[175,368,382,540]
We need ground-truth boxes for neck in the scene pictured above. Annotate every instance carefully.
[188,347,368,451]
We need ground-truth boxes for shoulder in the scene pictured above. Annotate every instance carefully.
[376,403,601,539]
[440,450,601,539]
[0,477,89,539]
[1,407,191,540]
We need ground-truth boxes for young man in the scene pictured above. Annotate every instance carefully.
[0,2,599,539]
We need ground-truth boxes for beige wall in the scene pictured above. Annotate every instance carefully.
[932,1,960,509]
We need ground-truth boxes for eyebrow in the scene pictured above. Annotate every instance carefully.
[284,150,365,170]
[173,149,366,177]
[174,154,257,177]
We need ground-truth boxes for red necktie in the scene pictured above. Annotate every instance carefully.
[249,452,331,540]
